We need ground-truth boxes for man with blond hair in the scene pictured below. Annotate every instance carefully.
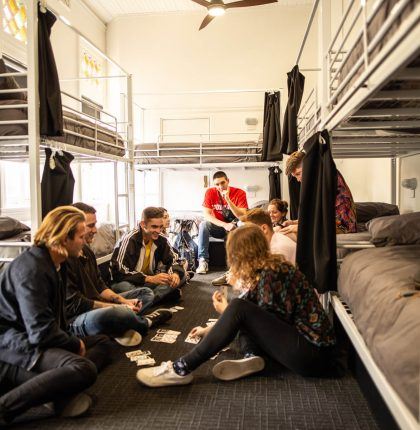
[0,206,113,425]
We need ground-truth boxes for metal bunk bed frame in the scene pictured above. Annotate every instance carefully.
[133,88,282,170]
[0,0,136,264]
[295,1,420,429]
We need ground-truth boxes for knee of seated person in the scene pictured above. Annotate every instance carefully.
[199,221,212,231]
[70,356,98,386]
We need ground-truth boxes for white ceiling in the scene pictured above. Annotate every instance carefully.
[82,0,312,24]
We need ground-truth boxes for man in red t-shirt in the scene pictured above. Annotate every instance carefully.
[196,171,248,274]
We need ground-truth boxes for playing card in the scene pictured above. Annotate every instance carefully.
[136,357,156,366]
[185,334,200,344]
[125,349,150,358]
[156,329,181,335]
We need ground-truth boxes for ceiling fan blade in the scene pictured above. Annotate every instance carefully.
[191,0,212,6]
[199,14,216,30]
[225,0,277,9]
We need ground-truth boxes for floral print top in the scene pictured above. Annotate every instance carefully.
[245,264,336,347]
[336,171,357,233]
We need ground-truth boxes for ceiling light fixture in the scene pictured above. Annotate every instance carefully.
[208,5,225,17]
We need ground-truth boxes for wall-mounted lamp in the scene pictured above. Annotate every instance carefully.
[401,178,417,198]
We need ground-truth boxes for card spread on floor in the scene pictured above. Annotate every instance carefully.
[125,350,151,358]
[136,357,156,367]
[185,334,200,344]
[151,329,181,343]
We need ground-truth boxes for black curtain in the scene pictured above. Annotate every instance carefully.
[268,166,282,200]
[280,65,305,155]
[38,7,63,136]
[280,65,305,219]
[288,176,300,220]
[41,148,75,218]
[262,91,282,161]
[296,130,337,293]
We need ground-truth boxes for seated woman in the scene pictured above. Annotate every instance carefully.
[281,151,357,238]
[137,224,341,387]
[267,199,288,231]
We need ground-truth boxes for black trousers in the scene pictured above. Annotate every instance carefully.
[181,299,336,377]
[0,335,112,423]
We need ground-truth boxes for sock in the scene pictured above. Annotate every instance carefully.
[172,358,191,376]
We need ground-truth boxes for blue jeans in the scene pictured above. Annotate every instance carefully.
[69,288,154,337]
[111,279,185,307]
[198,221,227,261]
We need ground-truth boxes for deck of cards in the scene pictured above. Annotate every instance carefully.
[151,329,181,344]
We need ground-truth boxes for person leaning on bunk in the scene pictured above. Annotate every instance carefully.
[0,206,114,424]
[196,171,248,274]
[136,224,345,388]
[109,206,187,306]
[65,202,173,349]
[280,150,357,238]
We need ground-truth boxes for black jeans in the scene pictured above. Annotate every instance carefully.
[181,298,336,377]
[0,335,112,423]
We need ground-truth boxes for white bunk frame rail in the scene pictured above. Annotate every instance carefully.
[133,88,282,170]
[295,1,420,429]
[0,0,136,263]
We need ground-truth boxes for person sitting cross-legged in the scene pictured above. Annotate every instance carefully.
[110,206,186,306]
[65,203,172,348]
[0,206,114,425]
[136,224,343,388]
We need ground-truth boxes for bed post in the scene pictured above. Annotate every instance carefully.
[318,0,331,124]
[391,157,397,205]
[27,0,42,233]
[127,74,136,229]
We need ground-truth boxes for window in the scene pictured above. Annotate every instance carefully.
[2,0,27,44]
[0,161,30,209]
[81,51,102,86]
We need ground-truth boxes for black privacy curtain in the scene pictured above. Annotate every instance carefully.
[268,166,282,200]
[296,130,337,293]
[41,149,75,218]
[280,65,305,220]
[262,91,282,161]
[38,6,63,136]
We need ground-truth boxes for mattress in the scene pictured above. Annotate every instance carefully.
[135,141,262,164]
[338,245,420,417]
[0,100,125,157]
[336,231,372,259]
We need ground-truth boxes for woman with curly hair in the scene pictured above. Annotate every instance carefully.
[137,224,340,388]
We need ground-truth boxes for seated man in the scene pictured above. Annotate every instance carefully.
[241,208,296,264]
[281,151,357,239]
[66,203,172,348]
[0,206,113,424]
[110,206,186,306]
[197,171,248,274]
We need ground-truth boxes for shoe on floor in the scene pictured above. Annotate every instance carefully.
[55,393,93,418]
[137,361,193,387]
[211,272,229,286]
[187,271,195,281]
[212,356,265,381]
[196,259,208,274]
[114,329,142,347]
[145,309,173,328]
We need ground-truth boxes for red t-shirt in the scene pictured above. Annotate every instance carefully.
[203,187,248,221]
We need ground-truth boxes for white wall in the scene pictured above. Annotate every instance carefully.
[335,158,392,203]
[400,154,420,214]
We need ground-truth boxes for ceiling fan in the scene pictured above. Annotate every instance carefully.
[192,0,278,30]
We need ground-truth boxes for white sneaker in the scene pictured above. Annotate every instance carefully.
[114,329,142,347]
[196,259,209,274]
[212,356,265,381]
[136,361,193,388]
[53,392,93,418]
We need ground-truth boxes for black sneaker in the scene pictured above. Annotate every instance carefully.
[187,271,195,281]
[145,309,173,328]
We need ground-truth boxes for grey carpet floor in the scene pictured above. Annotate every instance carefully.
[13,271,379,430]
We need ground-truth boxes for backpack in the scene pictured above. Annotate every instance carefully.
[172,219,198,271]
